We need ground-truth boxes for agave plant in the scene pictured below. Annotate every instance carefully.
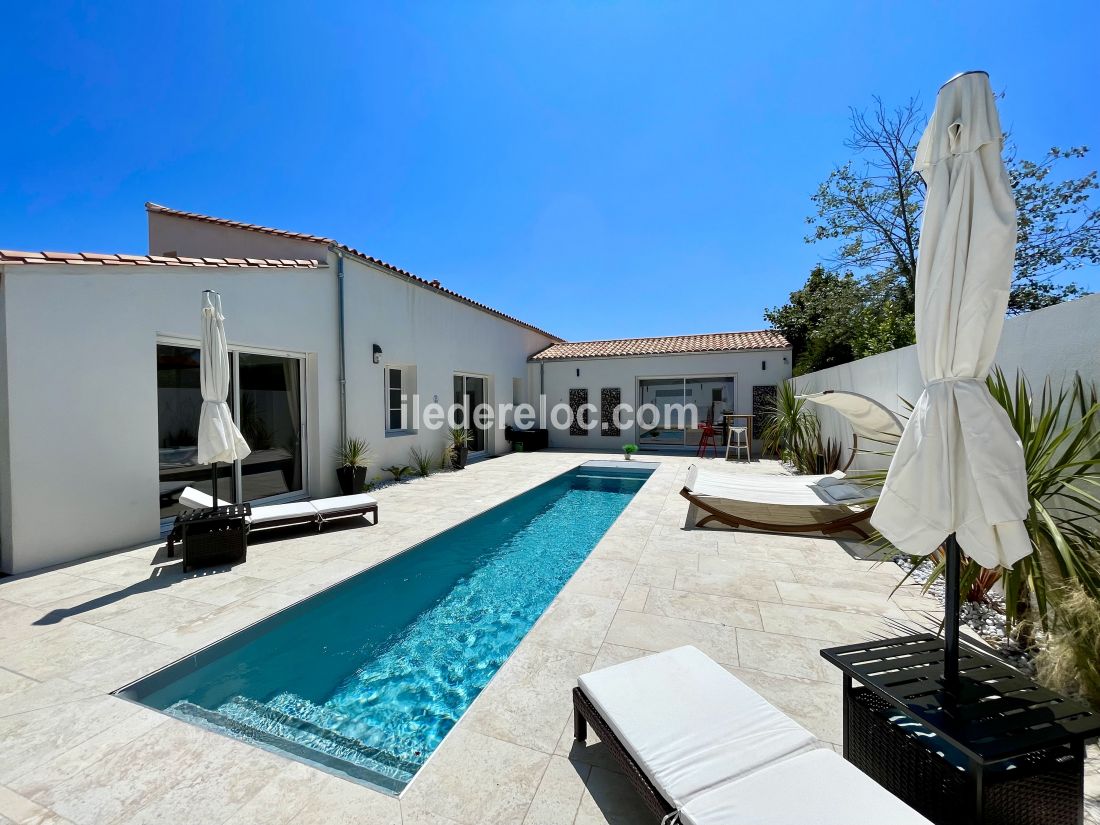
[760,381,820,474]
[335,437,372,468]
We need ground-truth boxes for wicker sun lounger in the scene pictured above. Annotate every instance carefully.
[572,646,932,824]
[168,487,378,555]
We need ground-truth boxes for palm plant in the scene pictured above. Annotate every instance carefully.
[383,464,412,482]
[886,369,1100,641]
[335,437,372,468]
[760,381,820,474]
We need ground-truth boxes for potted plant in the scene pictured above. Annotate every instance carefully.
[449,426,472,470]
[622,443,638,460]
[335,437,372,494]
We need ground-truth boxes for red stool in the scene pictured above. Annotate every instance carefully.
[696,421,718,457]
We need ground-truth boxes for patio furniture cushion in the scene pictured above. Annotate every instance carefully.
[178,486,233,509]
[577,646,815,808]
[310,493,378,516]
[249,501,318,526]
[679,748,932,825]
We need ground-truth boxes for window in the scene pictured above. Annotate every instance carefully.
[385,365,416,433]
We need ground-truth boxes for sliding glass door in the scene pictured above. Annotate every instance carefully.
[637,375,736,450]
[157,344,305,521]
[453,374,489,455]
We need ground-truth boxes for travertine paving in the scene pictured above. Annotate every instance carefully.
[0,451,1094,824]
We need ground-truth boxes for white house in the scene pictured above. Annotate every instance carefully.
[0,203,788,574]
[530,332,792,453]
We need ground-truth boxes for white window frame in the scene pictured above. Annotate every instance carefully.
[384,364,417,435]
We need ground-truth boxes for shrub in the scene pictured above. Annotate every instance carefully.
[409,446,434,478]
[1034,581,1100,709]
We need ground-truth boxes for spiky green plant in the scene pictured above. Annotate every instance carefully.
[335,437,372,469]
[409,446,434,478]
[880,369,1100,639]
[1034,581,1100,708]
[760,381,820,474]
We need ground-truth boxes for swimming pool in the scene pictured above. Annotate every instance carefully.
[117,462,654,794]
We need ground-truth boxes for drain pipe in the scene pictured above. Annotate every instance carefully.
[335,247,348,444]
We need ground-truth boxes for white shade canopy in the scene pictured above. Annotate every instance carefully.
[197,291,251,466]
[871,72,1030,569]
[797,390,904,445]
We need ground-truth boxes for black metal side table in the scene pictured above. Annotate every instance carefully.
[172,504,251,573]
[821,633,1100,825]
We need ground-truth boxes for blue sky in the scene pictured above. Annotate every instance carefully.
[2,1,1097,340]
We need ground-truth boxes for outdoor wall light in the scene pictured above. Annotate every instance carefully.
[373,344,382,364]
[762,360,767,370]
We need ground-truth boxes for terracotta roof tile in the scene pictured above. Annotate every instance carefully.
[145,202,562,341]
[0,249,322,270]
[529,330,790,361]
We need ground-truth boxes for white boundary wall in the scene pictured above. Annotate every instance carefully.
[791,293,1100,471]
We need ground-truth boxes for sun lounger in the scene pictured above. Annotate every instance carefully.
[680,465,879,537]
[572,646,931,824]
[168,487,378,555]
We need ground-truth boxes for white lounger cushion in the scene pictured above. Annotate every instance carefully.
[679,749,932,825]
[577,646,815,808]
[178,486,232,509]
[249,501,318,526]
[310,493,378,515]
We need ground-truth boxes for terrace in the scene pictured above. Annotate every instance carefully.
[4,451,1091,824]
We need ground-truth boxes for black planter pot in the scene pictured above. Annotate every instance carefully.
[336,466,368,495]
[451,445,469,470]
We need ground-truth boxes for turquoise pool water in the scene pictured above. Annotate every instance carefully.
[119,463,652,793]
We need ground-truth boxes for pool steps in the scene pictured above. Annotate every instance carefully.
[167,695,418,791]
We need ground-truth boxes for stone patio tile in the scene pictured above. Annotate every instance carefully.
[522,755,590,825]
[95,594,223,639]
[792,564,909,593]
[628,565,676,589]
[0,695,144,785]
[563,559,635,601]
[574,765,653,825]
[590,644,649,671]
[223,760,327,825]
[0,785,73,825]
[635,548,699,571]
[643,587,763,630]
[147,602,273,650]
[776,580,924,615]
[587,537,644,564]
[758,601,894,644]
[603,611,739,666]
[463,643,594,754]
[169,573,274,607]
[714,538,809,565]
[1,621,176,686]
[287,772,401,825]
[0,601,55,644]
[8,706,166,799]
[735,628,838,682]
[0,670,96,720]
[37,717,283,825]
[527,593,619,656]
[697,554,798,581]
[673,570,781,603]
[260,558,369,599]
[400,729,548,825]
[618,584,648,612]
[0,573,105,609]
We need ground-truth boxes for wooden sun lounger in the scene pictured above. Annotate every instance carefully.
[679,465,877,538]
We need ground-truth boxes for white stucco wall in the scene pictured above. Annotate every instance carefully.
[340,252,557,473]
[148,211,327,263]
[790,293,1100,472]
[0,251,556,574]
[535,349,792,451]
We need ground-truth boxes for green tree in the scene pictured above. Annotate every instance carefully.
[764,266,911,375]
[802,95,1097,322]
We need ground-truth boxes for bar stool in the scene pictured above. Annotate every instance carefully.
[696,420,718,458]
[725,426,750,461]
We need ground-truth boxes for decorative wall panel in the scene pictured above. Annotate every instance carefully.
[569,388,588,436]
[752,385,776,440]
[600,388,621,437]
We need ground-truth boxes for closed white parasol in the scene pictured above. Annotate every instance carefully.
[198,290,250,503]
[869,71,1030,685]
